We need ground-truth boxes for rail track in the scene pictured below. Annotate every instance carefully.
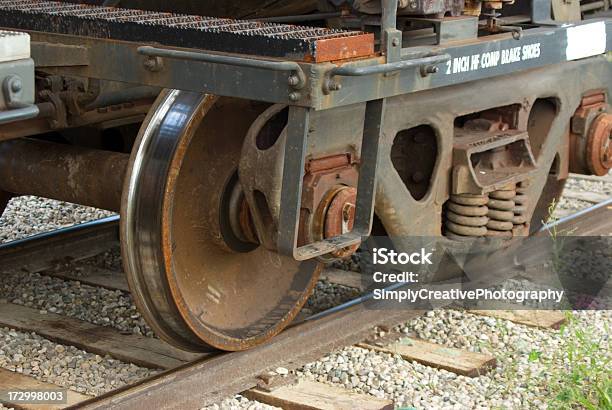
[0,198,610,409]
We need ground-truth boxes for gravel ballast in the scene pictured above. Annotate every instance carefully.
[0,271,154,337]
[0,197,114,244]
[298,309,610,409]
[0,326,157,396]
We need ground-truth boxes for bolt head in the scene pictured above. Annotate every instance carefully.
[392,38,400,47]
[143,57,163,72]
[10,78,22,93]
[288,92,301,102]
[288,75,300,86]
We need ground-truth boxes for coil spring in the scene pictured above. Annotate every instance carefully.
[444,193,489,238]
[486,185,515,238]
[513,180,530,231]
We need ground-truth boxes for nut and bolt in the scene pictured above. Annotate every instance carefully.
[288,75,300,87]
[10,78,22,93]
[328,81,342,91]
[323,78,343,94]
[143,56,164,72]
[420,65,440,77]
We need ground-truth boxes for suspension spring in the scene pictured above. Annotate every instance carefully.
[512,180,530,233]
[444,193,489,238]
[486,184,515,237]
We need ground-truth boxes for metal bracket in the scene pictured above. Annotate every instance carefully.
[381,0,402,63]
[137,46,306,91]
[3,75,27,109]
[0,75,39,125]
[322,53,450,94]
[531,0,563,25]
[403,16,480,44]
[277,99,385,260]
[329,53,451,77]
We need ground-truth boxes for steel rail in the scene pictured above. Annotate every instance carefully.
[538,197,612,235]
[0,215,119,273]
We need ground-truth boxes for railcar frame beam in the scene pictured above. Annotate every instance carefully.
[17,18,612,111]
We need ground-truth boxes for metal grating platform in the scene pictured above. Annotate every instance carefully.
[0,0,374,62]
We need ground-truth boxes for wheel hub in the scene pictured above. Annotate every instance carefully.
[586,113,612,176]
[317,186,359,259]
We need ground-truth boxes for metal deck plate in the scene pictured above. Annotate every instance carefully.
[0,0,374,62]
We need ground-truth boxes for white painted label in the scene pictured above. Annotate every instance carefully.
[0,31,30,63]
[566,22,606,61]
[445,43,541,75]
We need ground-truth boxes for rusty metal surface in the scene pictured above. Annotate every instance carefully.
[451,117,536,196]
[0,99,151,142]
[121,91,322,352]
[0,0,373,62]
[374,57,611,248]
[322,186,358,258]
[61,0,319,19]
[585,113,612,176]
[0,139,128,211]
[301,154,359,258]
[239,103,366,254]
[569,91,610,176]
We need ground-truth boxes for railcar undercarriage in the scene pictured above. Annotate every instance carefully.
[0,0,609,351]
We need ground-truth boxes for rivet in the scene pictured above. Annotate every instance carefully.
[420,64,440,77]
[288,75,300,87]
[10,78,22,93]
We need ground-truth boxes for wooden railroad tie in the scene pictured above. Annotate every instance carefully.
[471,305,567,329]
[0,302,203,370]
[0,368,92,409]
[245,380,394,410]
[358,336,497,378]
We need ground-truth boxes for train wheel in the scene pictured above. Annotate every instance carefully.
[121,90,321,352]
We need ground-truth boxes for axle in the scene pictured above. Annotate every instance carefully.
[0,138,128,211]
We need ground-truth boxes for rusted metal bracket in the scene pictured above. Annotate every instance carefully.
[277,99,385,260]
[570,91,611,176]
